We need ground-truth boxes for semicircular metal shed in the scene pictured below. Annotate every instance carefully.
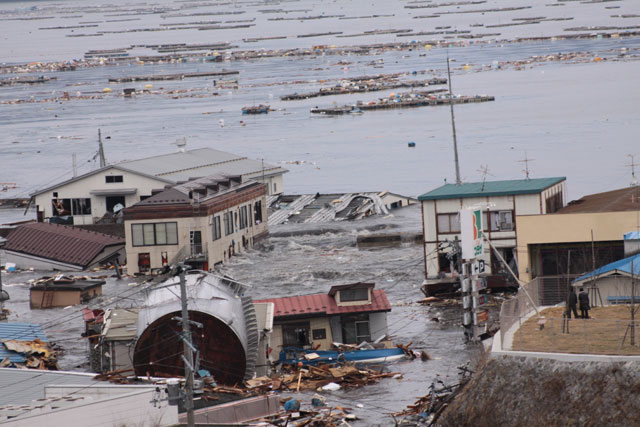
[133,272,258,385]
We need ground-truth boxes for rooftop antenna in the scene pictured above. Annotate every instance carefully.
[446,52,462,186]
[628,154,638,187]
[98,129,106,168]
[175,137,187,153]
[477,164,493,192]
[518,151,534,180]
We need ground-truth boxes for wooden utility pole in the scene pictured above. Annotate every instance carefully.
[178,266,196,427]
[98,129,106,168]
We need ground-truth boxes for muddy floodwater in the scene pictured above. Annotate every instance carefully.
[0,0,638,422]
[0,205,484,424]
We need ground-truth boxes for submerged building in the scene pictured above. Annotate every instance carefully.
[123,174,267,274]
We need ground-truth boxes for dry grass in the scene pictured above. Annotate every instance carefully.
[512,305,640,355]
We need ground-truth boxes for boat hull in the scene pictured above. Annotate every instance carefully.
[279,347,406,366]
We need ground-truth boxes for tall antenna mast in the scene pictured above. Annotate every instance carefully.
[628,154,638,187]
[446,53,462,186]
[519,151,534,180]
[98,129,107,168]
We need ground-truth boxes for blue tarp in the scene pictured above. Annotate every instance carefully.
[0,323,48,363]
[624,232,640,240]
[573,253,640,285]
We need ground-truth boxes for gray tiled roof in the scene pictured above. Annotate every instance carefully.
[0,368,98,406]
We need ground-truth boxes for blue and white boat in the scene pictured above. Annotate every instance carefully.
[279,346,406,366]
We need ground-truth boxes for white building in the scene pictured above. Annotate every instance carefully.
[418,177,566,293]
[30,147,287,225]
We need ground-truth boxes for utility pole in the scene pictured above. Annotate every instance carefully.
[178,265,195,427]
[446,53,461,185]
[98,129,106,168]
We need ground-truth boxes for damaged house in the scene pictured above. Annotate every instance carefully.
[123,174,267,274]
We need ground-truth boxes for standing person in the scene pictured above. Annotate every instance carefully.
[567,287,579,319]
[579,287,590,319]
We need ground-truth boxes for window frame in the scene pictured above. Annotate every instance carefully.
[105,175,124,183]
[436,213,461,234]
[131,222,179,247]
[212,215,222,241]
[340,288,369,302]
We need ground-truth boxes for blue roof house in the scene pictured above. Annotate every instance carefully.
[417,177,566,295]
[573,253,640,305]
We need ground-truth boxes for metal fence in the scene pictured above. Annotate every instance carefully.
[499,275,640,355]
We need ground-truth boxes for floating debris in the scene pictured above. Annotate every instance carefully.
[242,104,270,114]
[311,91,494,114]
[108,70,238,83]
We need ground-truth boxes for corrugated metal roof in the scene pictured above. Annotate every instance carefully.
[0,323,48,363]
[573,254,640,285]
[557,186,640,214]
[418,177,566,200]
[0,367,98,406]
[119,148,287,181]
[4,223,124,268]
[102,308,139,340]
[255,289,391,319]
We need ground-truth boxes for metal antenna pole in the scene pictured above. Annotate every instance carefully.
[179,266,195,427]
[446,53,461,185]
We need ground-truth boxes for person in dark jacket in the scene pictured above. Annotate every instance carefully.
[579,287,590,319]
[567,287,579,319]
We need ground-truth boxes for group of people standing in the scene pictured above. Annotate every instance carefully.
[567,287,590,319]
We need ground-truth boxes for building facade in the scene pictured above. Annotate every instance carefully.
[517,186,640,283]
[418,177,566,291]
[255,282,392,360]
[123,175,267,274]
[31,147,287,225]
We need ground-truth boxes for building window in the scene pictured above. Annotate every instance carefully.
[341,314,371,344]
[489,210,514,231]
[437,213,460,233]
[282,322,310,347]
[340,288,369,302]
[546,191,563,213]
[212,215,222,241]
[312,328,327,340]
[52,198,91,216]
[105,175,123,183]
[273,183,277,194]
[131,222,178,246]
[239,206,248,230]
[254,201,262,224]
[223,212,234,236]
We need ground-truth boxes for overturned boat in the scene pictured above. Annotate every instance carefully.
[133,271,259,385]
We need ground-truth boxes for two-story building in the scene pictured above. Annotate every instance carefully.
[123,174,267,274]
[418,177,566,294]
[30,147,287,225]
[255,282,392,358]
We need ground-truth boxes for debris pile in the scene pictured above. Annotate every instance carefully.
[248,364,401,393]
[0,339,59,370]
[394,363,474,426]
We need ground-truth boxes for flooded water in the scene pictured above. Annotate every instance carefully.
[0,0,639,203]
[0,205,482,423]
[0,0,638,422]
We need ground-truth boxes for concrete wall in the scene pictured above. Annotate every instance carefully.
[124,194,267,274]
[246,172,284,196]
[517,210,640,282]
[34,168,167,225]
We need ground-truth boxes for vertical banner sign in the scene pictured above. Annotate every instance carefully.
[460,208,483,260]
